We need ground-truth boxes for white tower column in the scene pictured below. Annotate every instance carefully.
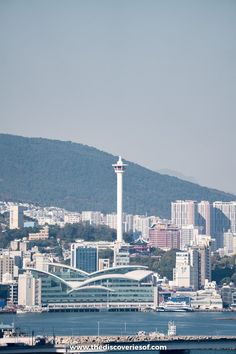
[112,156,127,246]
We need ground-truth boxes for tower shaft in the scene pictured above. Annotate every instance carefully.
[116,171,123,244]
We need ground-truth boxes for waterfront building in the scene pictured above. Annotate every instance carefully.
[190,288,223,310]
[221,284,236,307]
[232,291,236,309]
[149,223,180,251]
[71,244,98,273]
[26,263,156,310]
[28,226,49,241]
[9,205,24,229]
[18,271,41,306]
[8,282,18,305]
[173,249,199,290]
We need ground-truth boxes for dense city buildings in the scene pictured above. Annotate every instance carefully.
[0,171,236,311]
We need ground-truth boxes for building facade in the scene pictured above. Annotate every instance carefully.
[149,223,180,251]
[25,263,156,310]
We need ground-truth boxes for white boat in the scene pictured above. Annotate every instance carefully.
[158,301,193,312]
[16,306,49,314]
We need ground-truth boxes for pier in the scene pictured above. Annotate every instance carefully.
[0,334,236,353]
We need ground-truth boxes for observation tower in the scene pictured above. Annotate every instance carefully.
[112,156,127,246]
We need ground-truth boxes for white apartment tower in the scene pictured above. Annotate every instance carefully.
[9,205,24,229]
[171,200,197,227]
[173,249,199,290]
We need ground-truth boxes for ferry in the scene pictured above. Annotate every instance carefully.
[157,301,193,312]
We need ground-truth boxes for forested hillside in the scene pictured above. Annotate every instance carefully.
[0,134,234,217]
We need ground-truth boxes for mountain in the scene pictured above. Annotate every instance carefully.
[0,134,235,218]
[158,169,197,184]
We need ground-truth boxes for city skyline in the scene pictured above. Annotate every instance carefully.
[0,0,236,194]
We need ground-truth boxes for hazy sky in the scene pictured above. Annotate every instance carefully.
[0,0,235,194]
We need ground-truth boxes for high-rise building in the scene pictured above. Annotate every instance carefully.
[212,202,236,248]
[9,205,24,230]
[71,244,98,273]
[105,213,117,230]
[149,223,180,251]
[224,231,236,255]
[34,254,49,272]
[133,215,152,241]
[197,244,211,288]
[180,225,199,250]
[172,200,213,240]
[0,255,14,283]
[173,249,199,290]
[171,200,197,227]
[197,201,212,235]
[18,271,41,306]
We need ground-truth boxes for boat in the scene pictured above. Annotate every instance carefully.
[16,306,49,314]
[157,301,193,312]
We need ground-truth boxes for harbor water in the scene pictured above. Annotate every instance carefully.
[0,311,236,353]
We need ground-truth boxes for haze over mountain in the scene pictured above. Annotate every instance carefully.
[0,134,235,218]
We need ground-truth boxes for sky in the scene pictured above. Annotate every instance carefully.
[0,0,236,194]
